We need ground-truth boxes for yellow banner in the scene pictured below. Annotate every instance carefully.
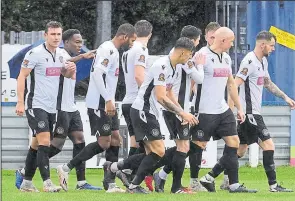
[269,26,295,50]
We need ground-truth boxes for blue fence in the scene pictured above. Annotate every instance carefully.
[247,1,295,106]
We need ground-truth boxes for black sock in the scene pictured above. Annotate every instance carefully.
[37,145,50,181]
[131,152,161,186]
[211,146,238,185]
[224,155,241,176]
[263,150,277,185]
[68,142,104,169]
[24,147,38,180]
[105,146,120,162]
[135,145,145,154]
[171,151,187,192]
[188,143,203,179]
[73,143,86,181]
[118,153,146,170]
[129,147,138,157]
[163,164,172,174]
[48,145,61,158]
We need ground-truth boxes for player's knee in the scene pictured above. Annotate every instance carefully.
[195,141,207,149]
[176,141,190,153]
[130,136,137,147]
[71,131,85,144]
[237,144,248,157]
[51,137,66,150]
[97,136,111,150]
[224,135,240,148]
[260,139,275,151]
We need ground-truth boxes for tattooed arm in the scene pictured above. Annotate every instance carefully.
[264,77,295,109]
[264,77,287,99]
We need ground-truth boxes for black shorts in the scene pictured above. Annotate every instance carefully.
[88,108,120,137]
[25,108,56,137]
[191,109,237,141]
[238,114,270,145]
[162,110,190,140]
[130,108,163,142]
[53,110,83,139]
[122,104,135,137]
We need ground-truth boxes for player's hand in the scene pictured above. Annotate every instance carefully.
[194,53,206,65]
[105,100,116,116]
[237,110,246,124]
[15,101,25,116]
[63,61,76,78]
[285,96,295,109]
[82,50,96,59]
[179,111,199,126]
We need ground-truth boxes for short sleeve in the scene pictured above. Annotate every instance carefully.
[91,46,113,74]
[236,58,255,80]
[134,48,148,68]
[22,50,38,69]
[152,64,167,87]
[263,58,270,78]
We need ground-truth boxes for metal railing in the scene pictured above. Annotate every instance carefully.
[1,31,45,45]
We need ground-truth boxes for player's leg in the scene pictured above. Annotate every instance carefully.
[17,135,39,192]
[200,109,257,193]
[126,109,165,194]
[122,104,138,156]
[24,109,62,192]
[56,109,111,191]
[255,115,293,192]
[67,110,102,190]
[187,140,207,192]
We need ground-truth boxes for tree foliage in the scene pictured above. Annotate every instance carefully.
[1,0,216,100]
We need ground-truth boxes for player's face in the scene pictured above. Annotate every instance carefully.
[262,38,276,57]
[193,36,200,47]
[45,27,62,48]
[205,30,215,46]
[179,49,193,64]
[222,35,235,51]
[127,33,137,48]
[67,34,83,56]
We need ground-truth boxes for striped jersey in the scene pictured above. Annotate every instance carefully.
[236,51,270,115]
[23,43,65,113]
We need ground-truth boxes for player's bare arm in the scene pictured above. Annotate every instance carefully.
[227,75,245,122]
[134,65,145,87]
[16,68,32,116]
[166,88,181,108]
[155,85,198,126]
[264,77,295,109]
[228,76,244,110]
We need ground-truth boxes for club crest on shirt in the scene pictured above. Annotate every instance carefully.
[158,73,165,81]
[22,59,29,67]
[59,56,63,63]
[187,60,194,68]
[101,58,109,67]
[138,55,145,63]
[240,68,248,76]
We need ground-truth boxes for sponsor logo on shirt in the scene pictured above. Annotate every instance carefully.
[240,68,248,76]
[187,60,194,68]
[46,67,61,76]
[101,58,109,67]
[257,77,264,85]
[213,68,230,77]
[22,59,29,67]
[59,56,63,63]
[138,55,145,63]
[158,73,165,81]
